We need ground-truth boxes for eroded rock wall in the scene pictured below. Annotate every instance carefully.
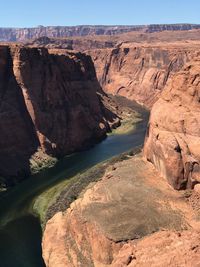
[88,45,200,107]
[0,45,116,185]
[144,59,200,189]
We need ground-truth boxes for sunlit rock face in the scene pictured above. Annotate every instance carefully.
[144,58,200,189]
[88,44,200,108]
[42,155,200,267]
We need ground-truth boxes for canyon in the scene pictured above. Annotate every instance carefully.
[0,45,119,187]
[28,30,200,107]
[39,32,200,266]
[42,52,200,267]
[0,25,200,267]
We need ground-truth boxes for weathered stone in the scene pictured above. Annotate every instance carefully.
[42,155,200,266]
[88,44,200,107]
[144,59,200,189]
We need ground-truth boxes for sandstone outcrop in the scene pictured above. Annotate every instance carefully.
[0,45,117,186]
[42,154,200,266]
[144,59,200,189]
[112,230,200,267]
[88,44,200,107]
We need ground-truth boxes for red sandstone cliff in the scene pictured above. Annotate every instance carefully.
[88,44,200,107]
[144,59,200,189]
[0,45,117,186]
[25,32,200,108]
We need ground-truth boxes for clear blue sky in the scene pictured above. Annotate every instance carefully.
[1,0,199,28]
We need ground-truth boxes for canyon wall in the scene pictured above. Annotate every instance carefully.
[42,59,200,264]
[27,36,200,108]
[144,58,200,189]
[41,32,200,267]
[1,24,200,42]
[88,44,200,107]
[0,45,117,186]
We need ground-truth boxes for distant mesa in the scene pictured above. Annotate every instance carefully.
[0,24,200,42]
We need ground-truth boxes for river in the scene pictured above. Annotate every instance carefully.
[0,103,149,267]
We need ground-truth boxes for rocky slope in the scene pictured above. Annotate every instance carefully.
[42,154,200,267]
[0,45,118,187]
[88,43,200,107]
[1,24,200,42]
[144,58,200,189]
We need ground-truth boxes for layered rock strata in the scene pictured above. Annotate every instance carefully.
[144,59,200,189]
[88,44,200,107]
[1,24,200,42]
[0,45,117,186]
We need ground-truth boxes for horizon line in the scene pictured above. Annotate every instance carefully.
[0,23,200,29]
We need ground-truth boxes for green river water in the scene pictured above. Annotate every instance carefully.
[0,104,148,267]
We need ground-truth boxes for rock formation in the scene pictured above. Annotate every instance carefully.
[144,58,200,189]
[22,30,200,108]
[42,154,200,267]
[88,44,200,107]
[0,45,117,186]
[41,31,200,267]
[1,24,200,42]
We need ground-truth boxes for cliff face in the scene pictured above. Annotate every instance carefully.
[0,46,39,185]
[88,44,200,107]
[0,45,116,186]
[144,59,200,189]
[1,24,200,42]
[26,38,200,108]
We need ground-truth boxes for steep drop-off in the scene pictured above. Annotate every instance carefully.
[88,43,200,107]
[0,45,117,186]
[144,58,200,189]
